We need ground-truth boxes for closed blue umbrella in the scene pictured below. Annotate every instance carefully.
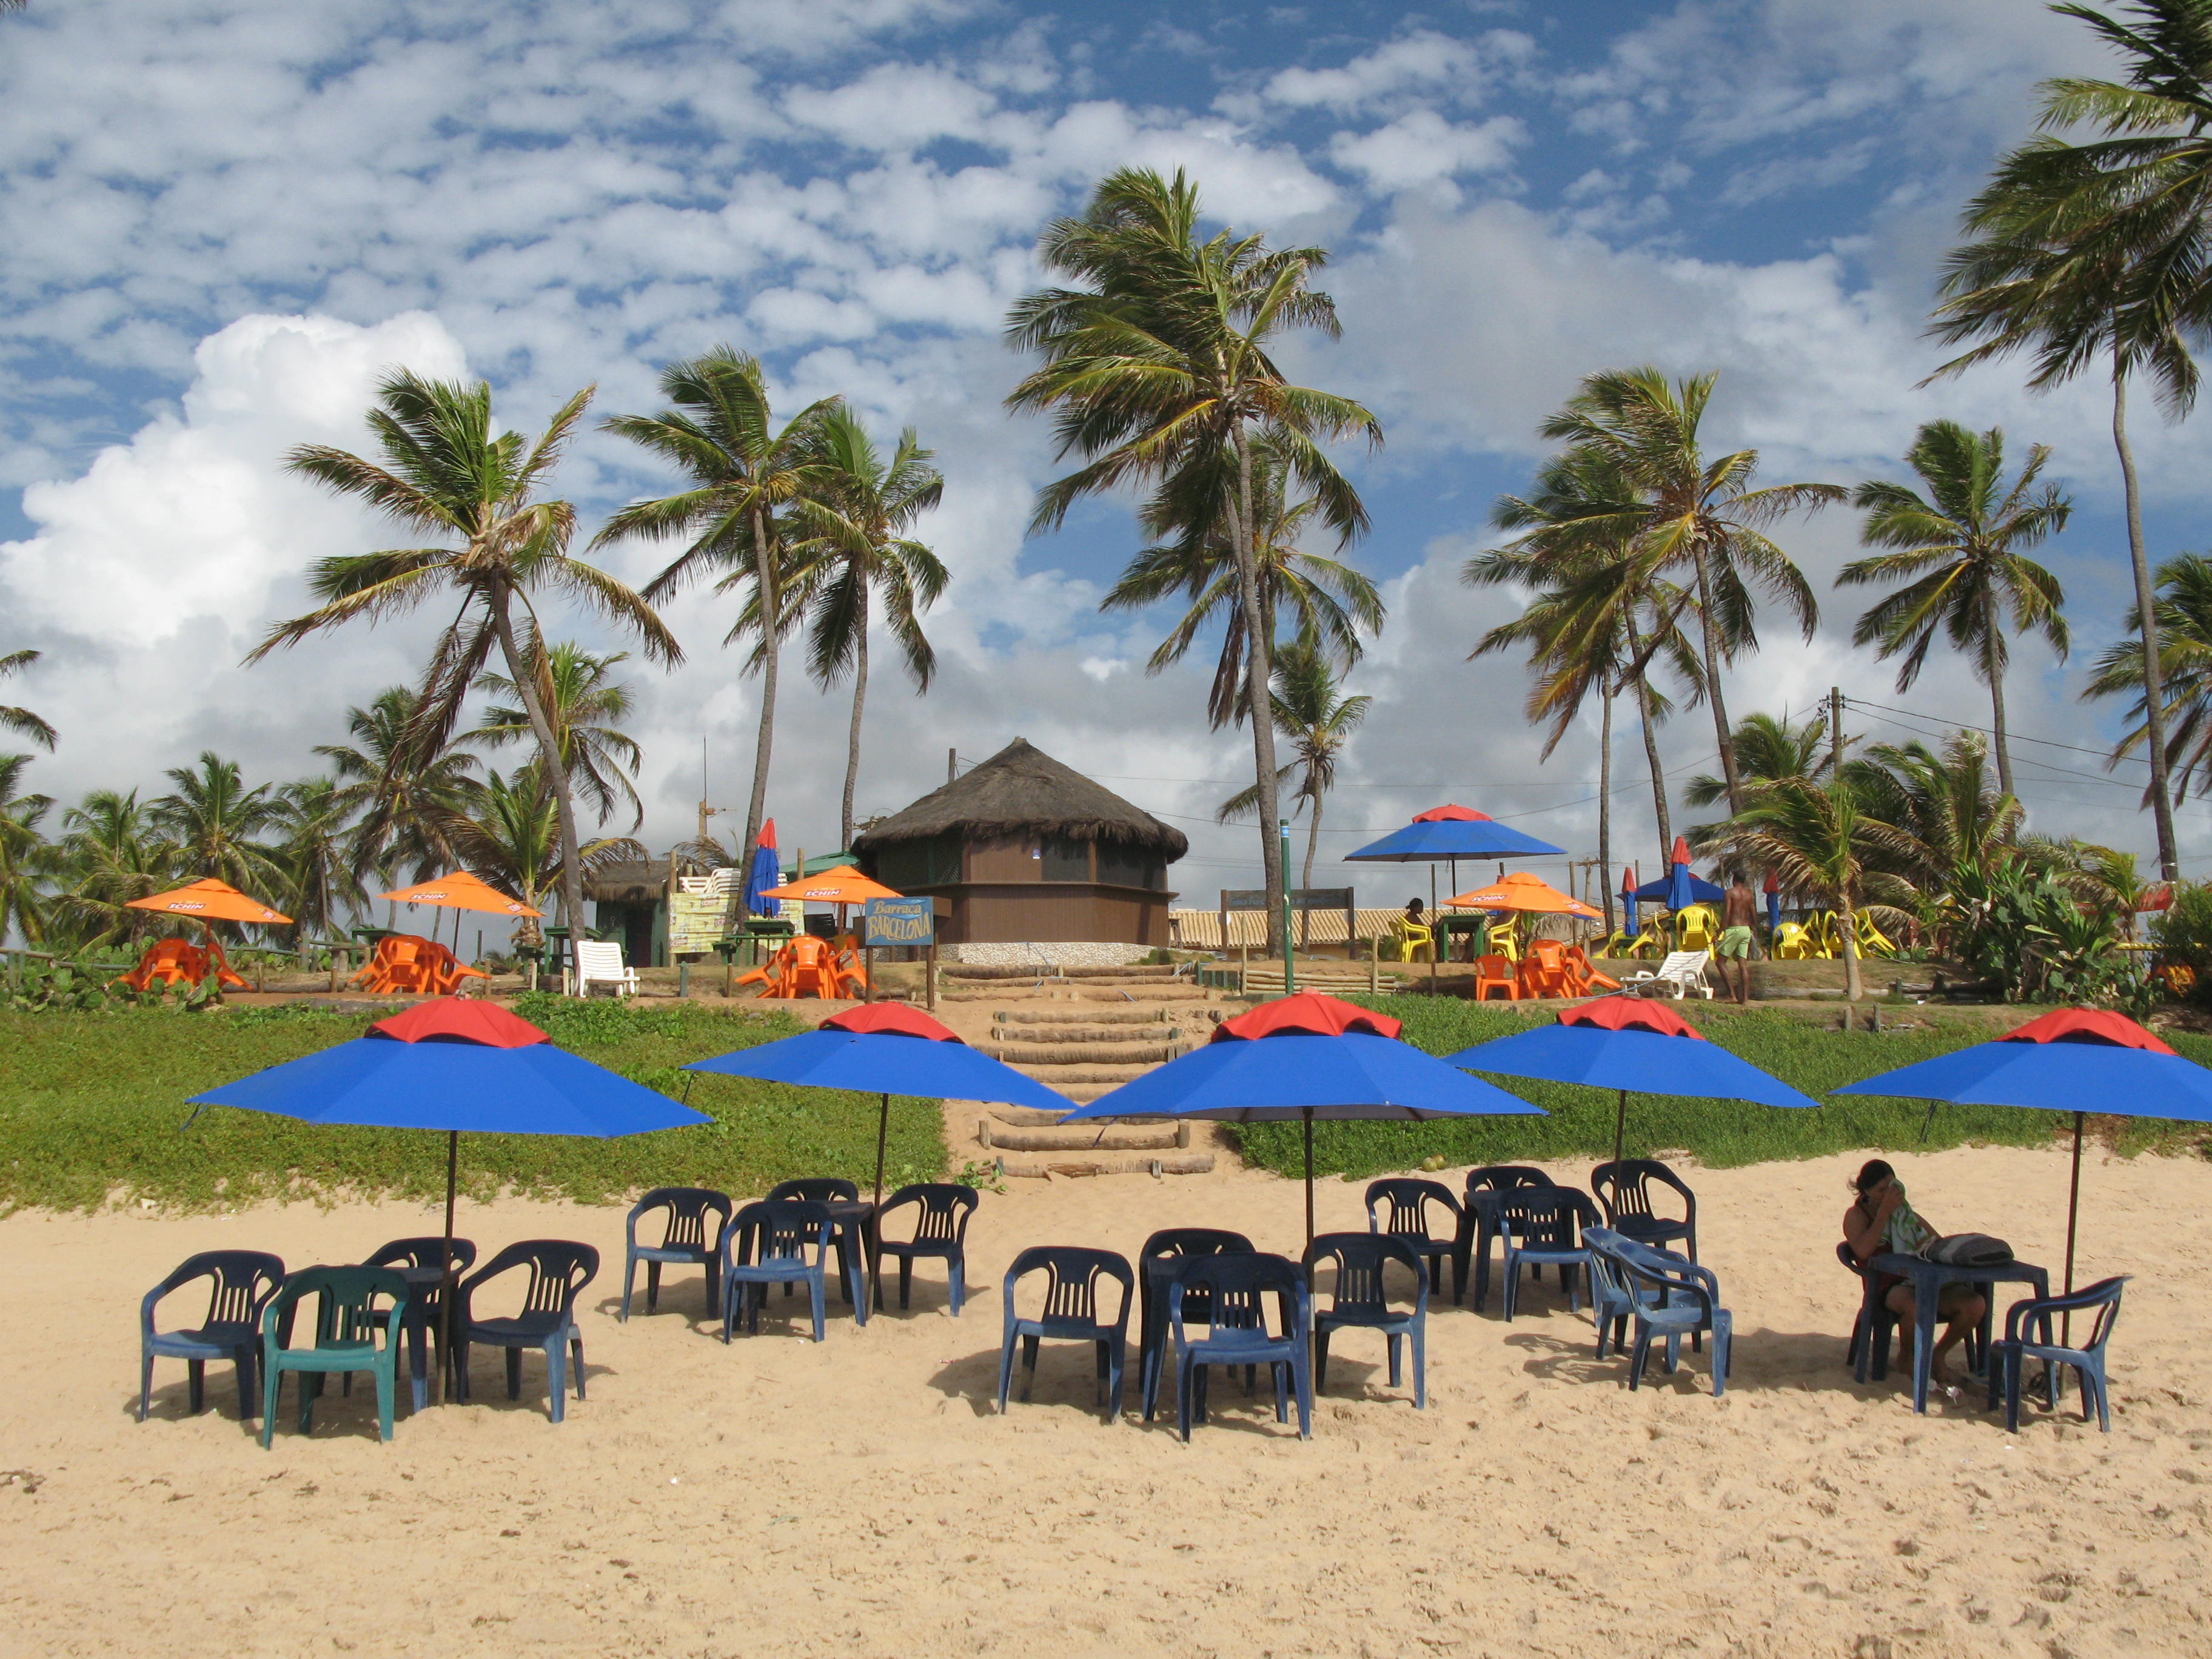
[1832,1007,2212,1296]
[743,819,785,919]
[1446,996,1814,1168]
[1661,835,1698,915]
[685,1002,1072,1207]
[1059,991,1544,1242]
[189,998,709,1399]
[1620,865,1638,937]
[1765,870,1781,935]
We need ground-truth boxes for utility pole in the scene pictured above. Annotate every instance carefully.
[1829,685,1845,776]
[948,748,957,786]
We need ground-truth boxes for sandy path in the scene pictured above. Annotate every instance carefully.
[1,1143,2207,1657]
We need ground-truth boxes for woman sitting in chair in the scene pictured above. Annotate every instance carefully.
[1842,1158,1987,1389]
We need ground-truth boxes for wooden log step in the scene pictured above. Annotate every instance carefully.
[977,1119,1190,1152]
[985,1105,1072,1127]
[998,1153,1216,1178]
[993,1007,1170,1025]
[990,1025,1180,1045]
[979,1042,1182,1065]
[1007,1067,1150,1086]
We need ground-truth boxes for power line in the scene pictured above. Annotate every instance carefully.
[1844,695,2147,770]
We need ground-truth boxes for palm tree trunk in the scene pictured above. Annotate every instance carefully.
[1690,545,1742,813]
[2113,360,2180,881]
[1598,677,1615,937]
[1838,892,1864,1003]
[491,597,586,989]
[1230,424,1284,954]
[1624,634,1672,868]
[742,503,780,873]
[1983,583,2016,803]
[841,569,868,853]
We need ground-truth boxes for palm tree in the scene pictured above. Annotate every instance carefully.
[0,756,52,946]
[1925,0,2212,878]
[1848,731,2025,896]
[272,777,366,948]
[150,752,286,902]
[2085,551,2212,799]
[1215,640,1370,940]
[1840,421,2071,799]
[253,371,679,950]
[448,765,641,922]
[1533,369,1844,813]
[1006,166,1382,952]
[0,650,55,751]
[785,408,949,850]
[1724,777,1913,1003]
[51,790,178,948]
[1469,447,1703,886]
[1684,711,1837,810]
[319,687,481,889]
[1103,427,1386,728]
[596,347,838,873]
[469,642,647,833]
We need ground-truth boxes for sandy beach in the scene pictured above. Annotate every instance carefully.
[2,1139,2207,1658]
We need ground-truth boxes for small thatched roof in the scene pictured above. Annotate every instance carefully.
[583,858,671,905]
[854,738,1189,859]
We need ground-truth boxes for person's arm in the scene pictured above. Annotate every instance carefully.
[1843,1190,1897,1262]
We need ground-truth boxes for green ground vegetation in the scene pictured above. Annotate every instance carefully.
[1233,997,2212,1182]
[0,994,945,1213]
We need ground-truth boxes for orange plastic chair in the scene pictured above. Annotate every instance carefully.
[118,937,206,991]
[1472,954,1520,1003]
[1516,940,1572,1000]
[1562,945,1621,996]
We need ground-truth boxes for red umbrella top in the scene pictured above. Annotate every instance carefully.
[1213,989,1403,1042]
[1412,804,1489,822]
[1558,998,1705,1040]
[368,998,549,1048]
[1999,1007,2175,1053]
[820,1003,967,1043]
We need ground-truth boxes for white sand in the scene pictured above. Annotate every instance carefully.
[1,1142,2207,1657]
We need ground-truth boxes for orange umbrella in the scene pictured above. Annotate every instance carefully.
[1446,871,1603,920]
[127,877,292,926]
[759,865,902,905]
[380,871,541,917]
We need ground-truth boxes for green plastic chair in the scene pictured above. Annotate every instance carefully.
[258,1266,410,1447]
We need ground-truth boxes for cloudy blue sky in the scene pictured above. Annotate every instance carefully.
[1,0,2202,904]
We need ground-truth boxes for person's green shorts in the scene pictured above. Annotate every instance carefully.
[1717,925,1753,960]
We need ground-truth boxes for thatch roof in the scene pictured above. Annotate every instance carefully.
[583,859,671,904]
[853,738,1189,859]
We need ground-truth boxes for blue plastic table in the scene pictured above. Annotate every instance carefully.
[1871,1252,2049,1414]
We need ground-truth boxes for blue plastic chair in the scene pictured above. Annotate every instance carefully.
[767,1178,867,1309]
[998,1246,1133,1424]
[1580,1227,1640,1361]
[1304,1232,1427,1410]
[1364,1178,1464,1305]
[1499,1188,1600,1320]
[1136,1227,1255,1421]
[138,1250,284,1423]
[258,1265,411,1446]
[364,1236,477,1412]
[1605,1237,1732,1398]
[454,1241,598,1423]
[621,1188,732,1321]
[873,1184,977,1315]
[1456,1165,1556,1309]
[722,1201,836,1342]
[1169,1253,1312,1441]
[1837,1240,1900,1381]
[1991,1276,2128,1433]
[1591,1159,1698,1261]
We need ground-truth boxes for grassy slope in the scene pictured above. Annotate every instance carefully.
[1233,997,2212,1181]
[0,995,946,1213]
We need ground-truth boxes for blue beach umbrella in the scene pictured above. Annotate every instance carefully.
[685,1002,1073,1207]
[743,819,785,919]
[1832,1007,2212,1295]
[1447,996,1815,1169]
[1765,870,1781,935]
[189,998,709,1397]
[1059,991,1544,1242]
[1620,865,1638,937]
[1347,806,1567,977]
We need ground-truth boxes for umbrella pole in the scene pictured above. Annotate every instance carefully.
[2063,1109,2085,1346]
[873,1092,890,1213]
[1614,1088,1627,1173]
[1303,1107,1316,1248]
[438,1129,458,1406]
[1429,866,1438,994]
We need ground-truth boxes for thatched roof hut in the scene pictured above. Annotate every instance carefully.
[853,737,1188,857]
[853,738,1185,947]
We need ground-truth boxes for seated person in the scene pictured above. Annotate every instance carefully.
[1842,1158,1988,1389]
[1396,897,1431,960]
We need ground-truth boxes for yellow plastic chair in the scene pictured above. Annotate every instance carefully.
[1389,917,1434,963]
[1854,911,1897,959]
[1485,920,1520,963]
[1807,912,1841,959]
[1675,905,1717,952]
[1772,922,1814,960]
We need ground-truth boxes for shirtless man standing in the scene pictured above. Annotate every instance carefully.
[1718,870,1757,1005]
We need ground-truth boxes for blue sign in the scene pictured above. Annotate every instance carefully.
[863,896,936,948]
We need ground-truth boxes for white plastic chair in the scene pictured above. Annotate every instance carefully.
[575,939,640,998]
[1621,950,1712,1000]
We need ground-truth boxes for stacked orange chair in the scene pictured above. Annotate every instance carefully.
[1561,946,1621,996]
[736,934,871,999]
[117,937,209,992]
[351,934,441,995]
[1518,940,1574,1000]
[1472,954,1520,1003]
